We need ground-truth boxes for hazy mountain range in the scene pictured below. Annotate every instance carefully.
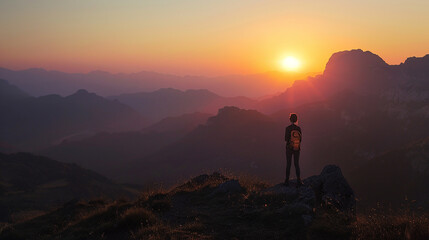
[258,49,429,113]
[0,67,310,98]
[109,88,256,122]
[1,49,428,208]
[0,82,146,150]
[41,112,212,179]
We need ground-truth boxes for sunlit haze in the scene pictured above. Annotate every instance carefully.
[1,0,429,76]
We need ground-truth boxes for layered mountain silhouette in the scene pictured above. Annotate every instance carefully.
[0,82,146,150]
[109,88,256,122]
[56,89,427,186]
[1,49,428,210]
[0,79,30,104]
[258,49,429,113]
[35,50,429,188]
[115,106,284,184]
[0,152,138,222]
[41,112,212,179]
[0,67,305,97]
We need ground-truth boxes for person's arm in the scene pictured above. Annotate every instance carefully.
[285,126,291,143]
[285,127,288,142]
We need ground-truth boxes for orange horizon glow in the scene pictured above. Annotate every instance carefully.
[1,1,429,76]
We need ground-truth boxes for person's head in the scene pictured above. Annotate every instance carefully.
[289,113,298,124]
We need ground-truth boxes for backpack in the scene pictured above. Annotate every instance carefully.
[290,130,301,151]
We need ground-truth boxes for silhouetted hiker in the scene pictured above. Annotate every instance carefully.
[284,113,302,186]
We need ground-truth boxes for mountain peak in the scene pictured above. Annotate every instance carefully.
[70,89,97,97]
[208,106,272,125]
[400,54,429,77]
[67,89,100,100]
[185,88,216,94]
[402,54,429,67]
[0,78,31,101]
[75,89,89,94]
[324,49,388,75]
[88,70,110,75]
[154,88,184,94]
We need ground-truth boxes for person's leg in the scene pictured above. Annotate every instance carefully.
[285,149,292,184]
[294,151,301,184]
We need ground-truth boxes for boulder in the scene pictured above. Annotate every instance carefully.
[211,179,244,196]
[319,165,356,214]
[263,183,299,198]
[218,180,243,193]
[265,165,355,217]
[189,172,227,185]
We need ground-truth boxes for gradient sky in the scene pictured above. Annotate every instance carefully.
[1,0,428,76]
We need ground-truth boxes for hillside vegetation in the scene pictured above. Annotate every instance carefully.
[2,166,427,240]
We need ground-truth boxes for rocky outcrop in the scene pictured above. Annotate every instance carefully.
[0,165,356,240]
[168,165,355,230]
[262,165,356,225]
[306,165,356,214]
[324,49,388,76]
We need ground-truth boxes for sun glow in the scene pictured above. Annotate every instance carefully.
[281,56,301,72]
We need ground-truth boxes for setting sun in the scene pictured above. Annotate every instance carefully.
[281,56,301,71]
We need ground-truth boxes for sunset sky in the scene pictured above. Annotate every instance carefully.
[1,0,428,76]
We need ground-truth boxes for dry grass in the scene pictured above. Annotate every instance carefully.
[138,185,169,201]
[132,221,212,240]
[10,210,46,223]
[352,210,429,240]
[307,208,354,239]
[118,207,158,230]
[2,172,428,240]
[236,173,270,192]
[0,223,10,234]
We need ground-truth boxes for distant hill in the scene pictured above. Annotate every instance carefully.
[124,106,284,184]
[2,49,428,209]
[0,152,138,222]
[0,79,30,104]
[0,67,305,97]
[39,90,428,187]
[109,88,256,121]
[400,54,429,79]
[40,112,212,180]
[143,112,213,133]
[122,86,429,185]
[30,50,429,188]
[0,81,146,150]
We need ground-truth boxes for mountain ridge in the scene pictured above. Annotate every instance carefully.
[109,89,256,122]
[0,152,139,222]
[0,67,300,97]
[0,82,146,150]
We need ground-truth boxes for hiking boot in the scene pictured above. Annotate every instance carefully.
[296,178,303,187]
[284,179,289,186]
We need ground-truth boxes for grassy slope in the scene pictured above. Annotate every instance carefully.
[0,172,427,240]
[0,172,352,240]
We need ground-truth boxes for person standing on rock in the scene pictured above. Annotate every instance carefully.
[284,113,302,186]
